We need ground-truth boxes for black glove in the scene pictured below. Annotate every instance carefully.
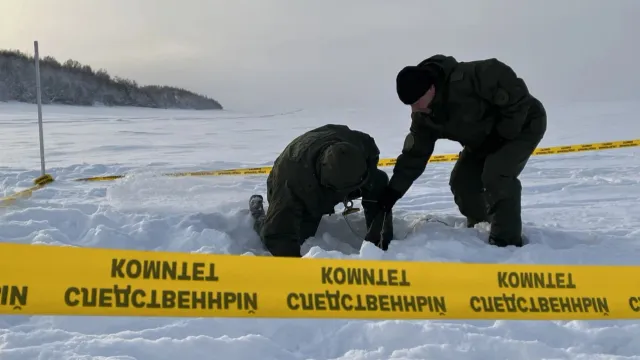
[377,186,402,212]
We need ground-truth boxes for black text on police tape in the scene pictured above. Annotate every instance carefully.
[0,285,27,310]
[287,291,446,314]
[64,286,257,312]
[470,294,609,314]
[111,258,219,282]
[321,266,411,287]
[497,271,576,289]
[628,297,640,312]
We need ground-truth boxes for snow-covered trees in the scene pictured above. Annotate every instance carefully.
[0,50,223,110]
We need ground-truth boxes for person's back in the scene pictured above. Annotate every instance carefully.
[268,124,380,216]
[249,124,393,257]
[400,54,544,150]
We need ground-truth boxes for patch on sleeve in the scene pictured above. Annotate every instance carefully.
[402,133,415,152]
[493,88,509,105]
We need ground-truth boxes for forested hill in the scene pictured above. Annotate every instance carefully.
[0,50,223,110]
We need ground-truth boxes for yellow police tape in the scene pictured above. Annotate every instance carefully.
[0,174,54,208]
[1,138,639,204]
[1,241,639,320]
[73,138,640,181]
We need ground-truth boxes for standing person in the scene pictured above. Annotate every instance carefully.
[249,124,394,257]
[376,54,547,247]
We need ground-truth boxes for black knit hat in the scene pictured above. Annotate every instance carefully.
[396,66,437,105]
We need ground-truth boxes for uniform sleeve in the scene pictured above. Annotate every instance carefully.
[259,181,307,257]
[474,58,532,140]
[350,129,381,170]
[387,112,439,196]
[365,133,381,169]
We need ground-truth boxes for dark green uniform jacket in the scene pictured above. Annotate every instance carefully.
[388,54,546,196]
[260,124,380,255]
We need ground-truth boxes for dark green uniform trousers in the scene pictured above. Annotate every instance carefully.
[449,99,547,246]
[253,169,393,251]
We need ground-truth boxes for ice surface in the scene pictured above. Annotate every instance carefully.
[1,100,640,359]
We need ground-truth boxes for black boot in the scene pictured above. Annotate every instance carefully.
[488,234,523,247]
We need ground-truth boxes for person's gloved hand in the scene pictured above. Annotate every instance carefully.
[377,186,402,212]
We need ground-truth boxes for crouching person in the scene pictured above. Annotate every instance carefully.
[248,124,393,257]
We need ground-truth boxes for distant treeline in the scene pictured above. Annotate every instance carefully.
[0,49,223,110]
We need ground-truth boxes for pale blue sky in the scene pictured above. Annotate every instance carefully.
[1,0,638,112]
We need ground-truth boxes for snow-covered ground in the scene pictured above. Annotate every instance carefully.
[1,100,640,359]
